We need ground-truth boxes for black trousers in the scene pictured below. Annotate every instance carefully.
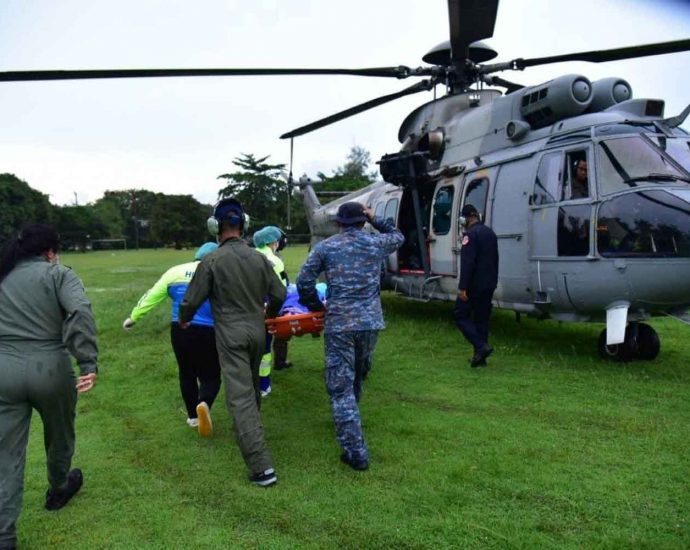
[453,289,494,353]
[170,323,221,418]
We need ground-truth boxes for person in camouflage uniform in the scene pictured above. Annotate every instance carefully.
[297,201,404,470]
[0,225,98,549]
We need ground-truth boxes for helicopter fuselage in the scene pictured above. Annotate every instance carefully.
[299,73,690,357]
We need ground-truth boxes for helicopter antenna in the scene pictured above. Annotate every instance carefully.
[287,137,294,231]
[662,103,690,129]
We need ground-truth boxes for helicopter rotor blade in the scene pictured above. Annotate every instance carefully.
[481,75,523,93]
[480,38,690,73]
[280,79,437,140]
[448,0,499,64]
[0,66,422,83]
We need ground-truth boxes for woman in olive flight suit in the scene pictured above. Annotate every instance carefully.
[0,224,99,550]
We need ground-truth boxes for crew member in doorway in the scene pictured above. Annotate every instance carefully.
[454,204,499,367]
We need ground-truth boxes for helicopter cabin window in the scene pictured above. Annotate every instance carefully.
[533,152,561,205]
[463,178,488,219]
[374,202,385,220]
[384,198,399,225]
[557,205,591,256]
[432,186,454,235]
[597,190,690,258]
[596,136,688,195]
[563,151,589,200]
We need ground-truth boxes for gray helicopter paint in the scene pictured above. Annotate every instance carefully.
[297,73,690,349]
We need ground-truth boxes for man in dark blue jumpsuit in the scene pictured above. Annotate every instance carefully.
[453,204,499,367]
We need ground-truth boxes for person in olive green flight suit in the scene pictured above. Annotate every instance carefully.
[0,224,99,550]
[179,198,286,487]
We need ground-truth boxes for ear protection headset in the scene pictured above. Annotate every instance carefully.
[207,198,245,236]
[459,205,482,228]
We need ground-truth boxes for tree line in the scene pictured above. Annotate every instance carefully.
[0,146,377,250]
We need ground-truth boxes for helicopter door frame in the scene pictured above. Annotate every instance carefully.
[384,194,401,273]
[456,166,498,274]
[429,179,459,276]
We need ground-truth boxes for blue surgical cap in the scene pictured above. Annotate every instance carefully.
[253,226,283,248]
[194,242,218,261]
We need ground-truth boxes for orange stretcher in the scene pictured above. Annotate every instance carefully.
[266,311,325,341]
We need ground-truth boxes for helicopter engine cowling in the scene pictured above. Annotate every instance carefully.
[517,74,593,129]
[587,77,633,112]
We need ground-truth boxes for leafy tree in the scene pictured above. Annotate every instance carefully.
[96,189,161,248]
[217,154,289,228]
[56,205,109,251]
[92,199,125,239]
[0,174,55,243]
[317,145,378,192]
[149,194,207,249]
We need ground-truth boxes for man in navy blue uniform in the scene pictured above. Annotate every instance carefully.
[297,201,404,471]
[454,204,499,367]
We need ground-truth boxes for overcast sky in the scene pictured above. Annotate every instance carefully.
[0,0,688,206]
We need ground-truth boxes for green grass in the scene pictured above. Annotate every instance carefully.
[17,246,690,549]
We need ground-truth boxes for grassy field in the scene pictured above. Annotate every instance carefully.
[17,246,690,549]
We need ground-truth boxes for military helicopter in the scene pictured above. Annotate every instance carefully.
[2,1,689,361]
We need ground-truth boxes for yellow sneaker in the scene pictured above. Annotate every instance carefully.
[196,402,212,437]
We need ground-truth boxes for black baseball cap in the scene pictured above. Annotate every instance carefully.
[461,204,479,217]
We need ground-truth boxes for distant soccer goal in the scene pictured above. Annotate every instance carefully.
[91,238,127,251]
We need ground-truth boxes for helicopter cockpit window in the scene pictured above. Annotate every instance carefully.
[463,178,488,218]
[649,137,690,174]
[384,198,399,225]
[533,152,561,205]
[432,186,454,235]
[597,190,690,258]
[596,136,688,195]
[563,151,589,200]
[558,205,591,256]
[374,202,385,220]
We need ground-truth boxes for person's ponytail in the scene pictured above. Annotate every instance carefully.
[0,224,61,283]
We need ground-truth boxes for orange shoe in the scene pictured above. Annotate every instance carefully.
[196,402,213,437]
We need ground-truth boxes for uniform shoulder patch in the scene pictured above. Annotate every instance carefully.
[462,235,470,246]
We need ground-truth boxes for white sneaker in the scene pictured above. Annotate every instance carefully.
[186,417,199,428]
[260,386,272,398]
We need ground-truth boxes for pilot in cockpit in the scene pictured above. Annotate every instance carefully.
[571,159,589,199]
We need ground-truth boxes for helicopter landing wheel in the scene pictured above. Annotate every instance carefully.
[598,326,635,362]
[635,322,660,360]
